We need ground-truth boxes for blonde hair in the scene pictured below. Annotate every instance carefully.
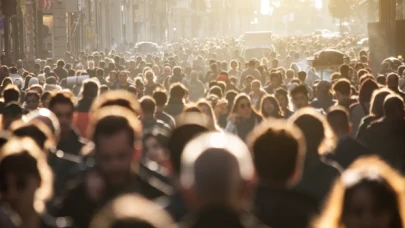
[315,156,405,228]
[90,194,175,228]
[0,137,53,213]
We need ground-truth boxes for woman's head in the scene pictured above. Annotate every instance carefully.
[275,88,290,109]
[0,137,53,213]
[230,94,253,119]
[359,78,379,104]
[316,156,405,228]
[260,95,282,118]
[144,70,155,84]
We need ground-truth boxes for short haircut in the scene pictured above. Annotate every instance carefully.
[3,85,20,104]
[384,94,405,117]
[57,60,65,67]
[290,84,308,98]
[153,90,168,107]
[9,67,17,74]
[327,106,351,133]
[140,96,156,115]
[376,75,386,85]
[270,72,280,80]
[169,83,186,99]
[333,79,351,96]
[90,90,140,116]
[25,91,40,101]
[3,102,23,117]
[48,91,75,110]
[297,71,307,82]
[82,79,100,99]
[247,119,305,185]
[89,106,142,149]
[209,86,223,98]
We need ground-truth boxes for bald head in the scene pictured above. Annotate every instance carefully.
[181,132,254,209]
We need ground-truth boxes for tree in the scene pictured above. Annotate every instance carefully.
[329,0,353,33]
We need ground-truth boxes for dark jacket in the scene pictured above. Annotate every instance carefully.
[363,118,405,172]
[144,83,159,96]
[179,207,269,228]
[53,67,68,80]
[329,136,370,169]
[142,117,171,133]
[56,173,167,228]
[310,97,336,111]
[254,184,319,228]
[337,98,357,110]
[165,99,185,118]
[297,157,342,205]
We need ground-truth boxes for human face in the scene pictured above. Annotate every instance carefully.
[164,68,171,76]
[263,99,275,116]
[252,82,261,93]
[343,186,394,228]
[231,62,237,70]
[276,94,288,109]
[26,95,39,111]
[245,78,253,88]
[96,131,133,186]
[270,77,280,87]
[2,174,39,214]
[110,72,117,82]
[292,93,309,110]
[146,73,154,83]
[144,137,167,165]
[237,98,252,119]
[51,103,74,136]
[118,72,128,84]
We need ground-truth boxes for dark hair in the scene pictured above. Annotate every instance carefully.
[25,91,40,102]
[3,85,20,104]
[297,71,307,82]
[24,75,32,89]
[12,123,50,150]
[333,79,351,96]
[57,60,65,67]
[339,64,350,78]
[209,86,223,98]
[9,67,17,74]
[82,79,100,99]
[290,84,308,98]
[140,96,156,115]
[48,91,75,111]
[260,95,283,118]
[247,120,304,184]
[384,95,405,118]
[93,115,136,149]
[153,90,168,107]
[168,124,209,175]
[3,102,23,117]
[2,77,13,87]
[169,83,186,100]
[376,75,386,85]
[327,106,350,134]
[46,76,57,85]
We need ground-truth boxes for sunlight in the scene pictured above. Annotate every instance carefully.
[261,0,271,15]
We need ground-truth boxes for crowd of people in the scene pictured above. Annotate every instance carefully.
[0,35,405,228]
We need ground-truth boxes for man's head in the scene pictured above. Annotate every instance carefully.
[297,71,307,83]
[290,85,309,110]
[383,94,405,119]
[339,64,350,79]
[118,71,128,85]
[25,91,40,111]
[190,70,198,81]
[48,91,76,136]
[82,79,100,100]
[286,69,295,79]
[327,106,352,137]
[153,90,168,109]
[247,119,305,187]
[181,132,255,210]
[387,73,400,89]
[89,106,141,187]
[3,85,20,104]
[140,96,156,118]
[169,83,186,100]
[248,60,256,68]
[2,103,23,130]
[9,67,18,75]
[333,79,352,101]
[57,60,65,68]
